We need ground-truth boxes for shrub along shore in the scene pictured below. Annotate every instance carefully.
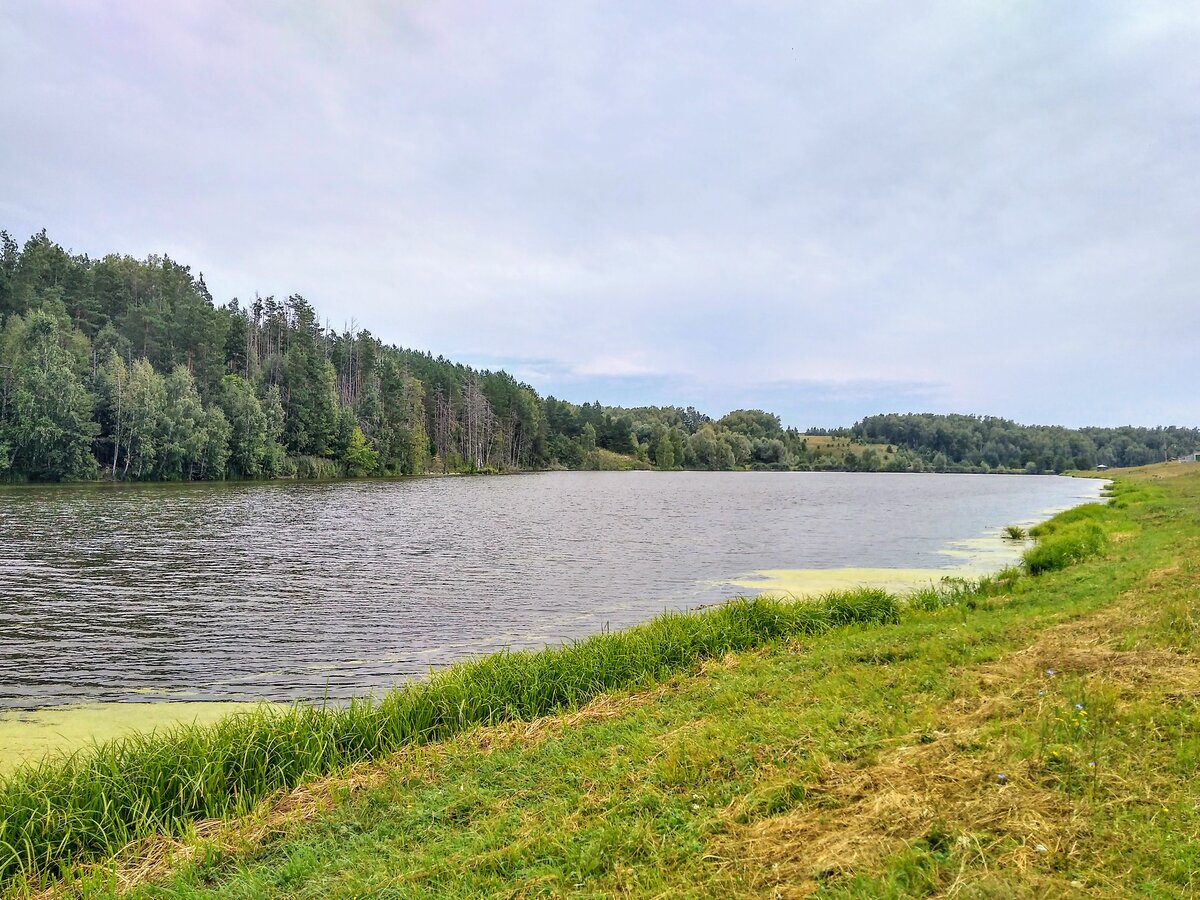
[0,473,1160,894]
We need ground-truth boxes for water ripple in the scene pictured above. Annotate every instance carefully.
[0,472,1102,707]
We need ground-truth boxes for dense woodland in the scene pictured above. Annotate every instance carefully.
[0,230,1196,482]
[849,414,1200,473]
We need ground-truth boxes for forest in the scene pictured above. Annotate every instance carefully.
[1,230,1196,483]
[847,414,1200,473]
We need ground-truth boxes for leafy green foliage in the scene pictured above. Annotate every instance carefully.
[854,412,1200,473]
[0,309,97,480]
[654,431,676,469]
[342,426,378,476]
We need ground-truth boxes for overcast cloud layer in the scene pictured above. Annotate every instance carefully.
[1,2,1196,427]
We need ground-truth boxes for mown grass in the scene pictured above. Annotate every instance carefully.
[0,591,900,888]
[89,467,1197,899]
[7,468,1196,897]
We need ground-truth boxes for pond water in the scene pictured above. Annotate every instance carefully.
[0,472,1103,709]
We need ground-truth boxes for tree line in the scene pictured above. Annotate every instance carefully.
[0,231,1195,482]
[848,413,1200,473]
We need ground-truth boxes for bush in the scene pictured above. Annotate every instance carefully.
[285,455,342,479]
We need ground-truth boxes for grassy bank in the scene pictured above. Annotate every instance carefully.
[0,591,900,888]
[7,467,1198,897]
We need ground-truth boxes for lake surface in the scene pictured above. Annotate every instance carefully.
[0,472,1103,709]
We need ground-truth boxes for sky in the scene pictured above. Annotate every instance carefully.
[1,2,1197,428]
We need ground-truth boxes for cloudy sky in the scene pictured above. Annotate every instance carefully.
[1,2,1196,427]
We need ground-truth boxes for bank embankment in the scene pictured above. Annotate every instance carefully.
[6,466,1199,897]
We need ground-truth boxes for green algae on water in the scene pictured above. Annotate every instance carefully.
[0,702,270,773]
[733,518,1054,599]
[730,566,954,598]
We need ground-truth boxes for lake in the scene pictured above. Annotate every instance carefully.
[0,472,1104,709]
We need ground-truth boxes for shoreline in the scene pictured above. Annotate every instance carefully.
[0,467,1092,490]
[0,467,1170,892]
[0,589,905,886]
[0,477,1106,773]
[0,702,272,774]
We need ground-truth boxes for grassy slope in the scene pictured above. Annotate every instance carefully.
[22,466,1200,898]
[0,593,900,888]
[801,434,896,465]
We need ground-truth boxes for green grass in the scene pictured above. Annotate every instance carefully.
[1022,519,1108,574]
[1020,495,1139,575]
[0,591,899,888]
[7,466,1199,897]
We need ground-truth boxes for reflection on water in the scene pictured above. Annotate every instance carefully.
[0,472,1103,708]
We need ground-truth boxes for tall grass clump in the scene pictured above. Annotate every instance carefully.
[1028,503,1108,538]
[0,589,899,886]
[1023,520,1109,575]
[909,577,978,611]
[283,455,343,479]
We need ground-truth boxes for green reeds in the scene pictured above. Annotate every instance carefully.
[0,590,899,886]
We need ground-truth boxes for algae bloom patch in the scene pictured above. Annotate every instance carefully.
[0,702,268,773]
[730,567,954,598]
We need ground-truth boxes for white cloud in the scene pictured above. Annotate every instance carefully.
[1,1,1196,427]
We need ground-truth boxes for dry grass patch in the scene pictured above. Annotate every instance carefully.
[725,741,1083,898]
[716,590,1200,897]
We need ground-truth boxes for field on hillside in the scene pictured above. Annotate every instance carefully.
[802,434,897,465]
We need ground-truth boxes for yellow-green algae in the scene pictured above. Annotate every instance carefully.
[732,525,1032,598]
[0,702,271,773]
[730,566,957,597]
